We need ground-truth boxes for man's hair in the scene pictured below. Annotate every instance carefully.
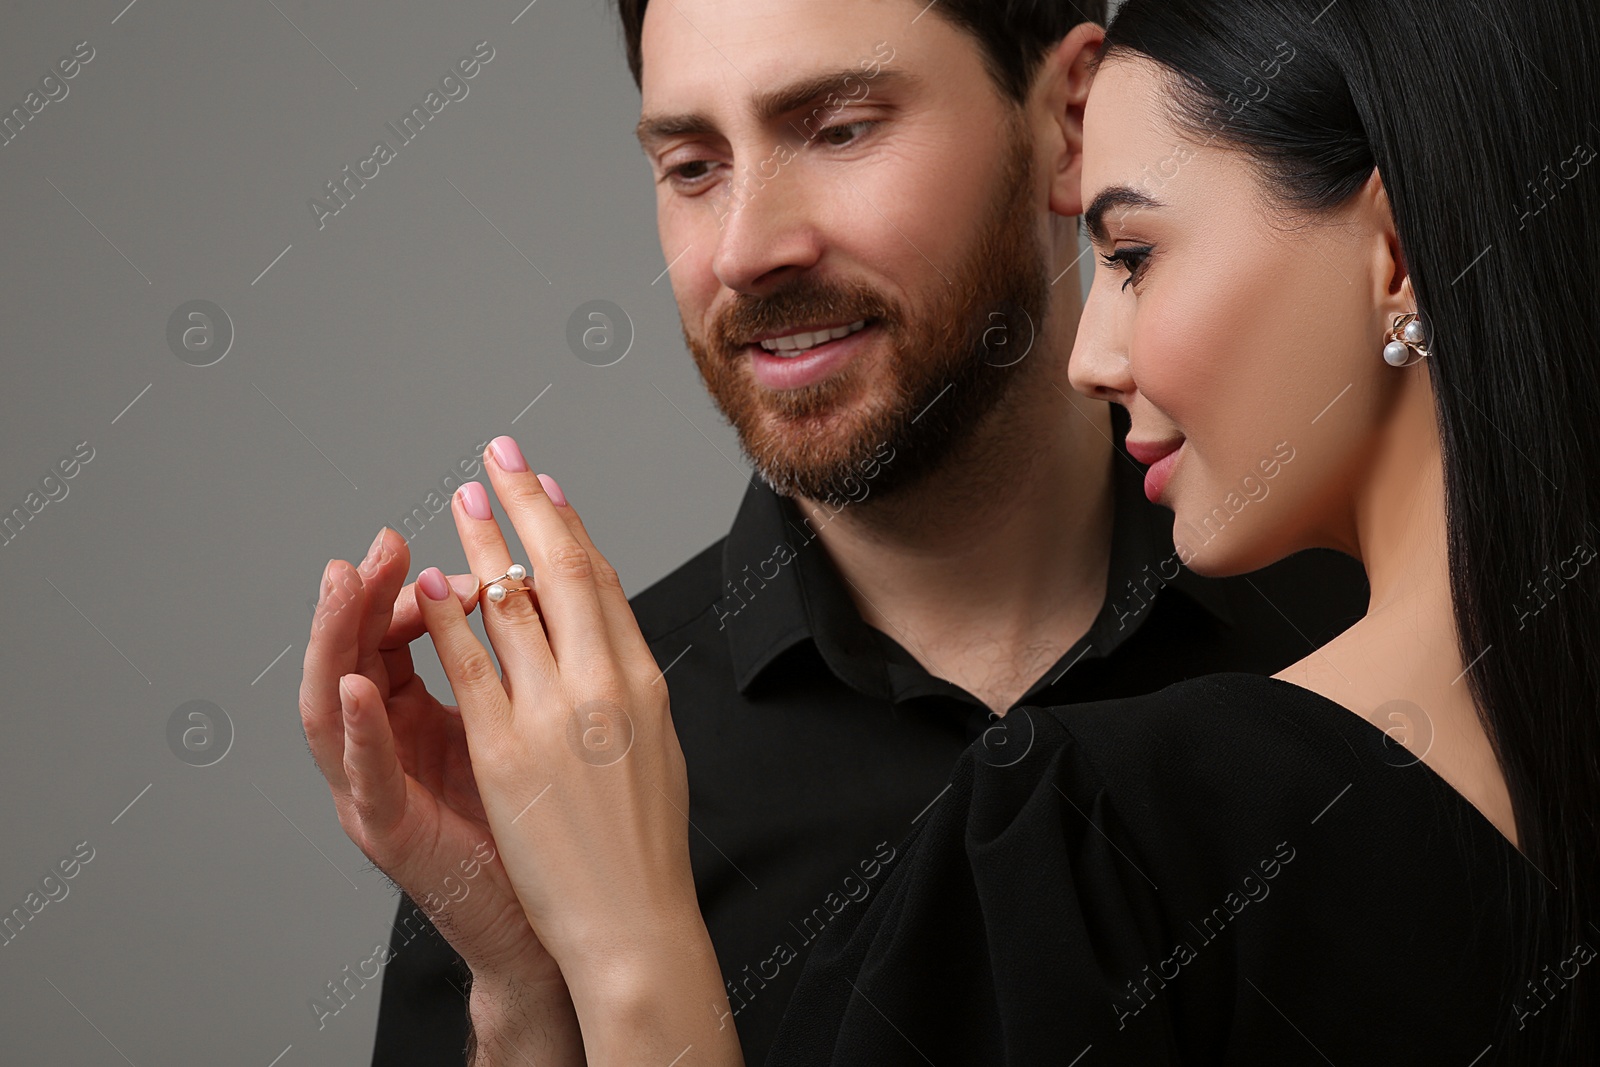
[610,0,1108,105]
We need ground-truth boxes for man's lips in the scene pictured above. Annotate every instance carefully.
[742,319,881,391]
[1125,437,1186,504]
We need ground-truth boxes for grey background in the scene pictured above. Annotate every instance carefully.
[0,1,1098,1062]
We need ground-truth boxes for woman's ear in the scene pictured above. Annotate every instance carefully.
[1358,169,1414,318]
[1043,22,1107,219]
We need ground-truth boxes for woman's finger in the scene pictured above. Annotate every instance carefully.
[482,436,613,676]
[451,478,557,687]
[413,565,516,738]
[384,572,482,650]
[530,473,659,679]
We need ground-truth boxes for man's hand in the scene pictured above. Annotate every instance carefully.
[298,528,583,1063]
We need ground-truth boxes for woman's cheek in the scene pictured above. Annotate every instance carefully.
[1131,280,1240,421]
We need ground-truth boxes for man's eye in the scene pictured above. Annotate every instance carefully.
[661,121,878,192]
[1099,245,1153,292]
[664,159,716,188]
[816,121,876,147]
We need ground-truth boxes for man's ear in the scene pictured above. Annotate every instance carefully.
[1043,22,1106,219]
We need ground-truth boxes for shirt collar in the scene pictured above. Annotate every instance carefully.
[718,403,1233,698]
[718,477,888,696]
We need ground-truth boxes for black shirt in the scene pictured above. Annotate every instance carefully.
[765,673,1546,1065]
[369,409,1369,1065]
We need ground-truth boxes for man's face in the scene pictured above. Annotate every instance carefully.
[636,0,1053,502]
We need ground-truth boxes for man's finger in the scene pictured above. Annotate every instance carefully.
[299,558,366,792]
[339,673,411,848]
[354,528,410,683]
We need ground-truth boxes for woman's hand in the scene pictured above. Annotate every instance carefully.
[412,435,742,1066]
[298,530,583,1063]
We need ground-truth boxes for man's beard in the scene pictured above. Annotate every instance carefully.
[682,110,1051,504]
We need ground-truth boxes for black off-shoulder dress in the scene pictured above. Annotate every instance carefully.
[764,673,1550,1065]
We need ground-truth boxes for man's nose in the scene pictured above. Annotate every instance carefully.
[709,159,824,294]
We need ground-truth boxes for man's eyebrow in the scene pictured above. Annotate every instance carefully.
[1082,186,1163,244]
[635,67,919,150]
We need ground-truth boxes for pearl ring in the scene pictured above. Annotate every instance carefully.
[479,563,534,604]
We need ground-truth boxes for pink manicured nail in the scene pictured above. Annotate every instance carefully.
[490,435,528,473]
[418,567,450,600]
[537,473,567,507]
[448,574,480,601]
[457,481,492,520]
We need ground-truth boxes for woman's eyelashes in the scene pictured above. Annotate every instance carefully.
[1099,245,1154,292]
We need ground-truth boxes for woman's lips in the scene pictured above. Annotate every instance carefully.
[1125,437,1186,504]
[744,321,879,391]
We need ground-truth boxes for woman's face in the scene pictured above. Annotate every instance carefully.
[1070,56,1401,575]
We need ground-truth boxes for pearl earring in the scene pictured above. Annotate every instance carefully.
[1382,312,1430,367]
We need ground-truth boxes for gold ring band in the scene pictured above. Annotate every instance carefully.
[479,563,534,604]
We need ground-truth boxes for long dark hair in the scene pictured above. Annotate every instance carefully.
[1102,0,1599,1060]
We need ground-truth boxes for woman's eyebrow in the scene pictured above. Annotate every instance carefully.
[1082,185,1163,243]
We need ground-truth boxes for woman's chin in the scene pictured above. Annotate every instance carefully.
[1174,538,1226,577]
[1173,517,1291,579]
[1171,518,1249,578]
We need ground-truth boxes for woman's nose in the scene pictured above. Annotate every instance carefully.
[1067,283,1136,404]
